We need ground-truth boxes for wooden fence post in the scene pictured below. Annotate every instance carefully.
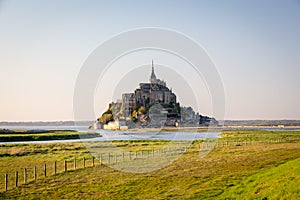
[122,152,125,161]
[108,153,110,164]
[83,157,85,168]
[64,160,67,172]
[15,171,18,187]
[92,157,94,167]
[34,166,36,180]
[24,168,27,184]
[74,158,76,170]
[44,163,47,177]
[99,155,102,165]
[54,161,56,174]
[5,174,8,191]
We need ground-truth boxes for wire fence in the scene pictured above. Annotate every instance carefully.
[0,146,189,192]
[1,136,298,192]
[1,156,99,192]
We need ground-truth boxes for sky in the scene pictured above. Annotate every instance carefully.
[0,0,299,121]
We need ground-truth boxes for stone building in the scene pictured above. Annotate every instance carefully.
[180,106,199,126]
[121,61,178,118]
[93,61,218,130]
[121,93,135,119]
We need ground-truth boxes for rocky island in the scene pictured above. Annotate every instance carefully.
[90,61,218,130]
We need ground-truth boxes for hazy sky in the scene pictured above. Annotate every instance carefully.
[0,0,299,121]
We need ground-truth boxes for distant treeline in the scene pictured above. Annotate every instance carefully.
[221,120,300,126]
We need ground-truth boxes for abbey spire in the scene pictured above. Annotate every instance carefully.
[150,60,156,83]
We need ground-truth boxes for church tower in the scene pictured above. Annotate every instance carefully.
[150,60,157,83]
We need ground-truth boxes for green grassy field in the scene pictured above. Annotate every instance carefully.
[0,130,100,142]
[0,130,299,199]
[221,157,300,199]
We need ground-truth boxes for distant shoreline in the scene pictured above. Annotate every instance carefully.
[1,125,300,133]
[119,125,300,133]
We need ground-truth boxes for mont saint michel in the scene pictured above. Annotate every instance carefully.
[90,61,217,130]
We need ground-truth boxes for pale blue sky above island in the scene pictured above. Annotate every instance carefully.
[0,0,299,121]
